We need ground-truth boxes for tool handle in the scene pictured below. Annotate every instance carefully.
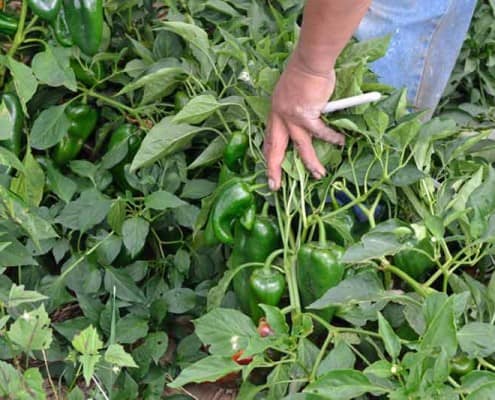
[322,92,382,114]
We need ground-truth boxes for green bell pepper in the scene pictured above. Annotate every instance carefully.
[28,0,61,22]
[223,131,248,172]
[0,93,23,156]
[54,102,98,165]
[174,91,189,112]
[53,7,73,47]
[70,58,104,87]
[63,0,103,55]
[0,11,18,35]
[205,180,255,246]
[230,213,281,321]
[106,124,141,190]
[297,221,345,322]
[392,224,435,281]
[450,355,476,377]
[249,265,285,321]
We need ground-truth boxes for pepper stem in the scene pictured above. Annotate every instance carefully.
[261,202,270,217]
[263,248,285,271]
[317,219,327,247]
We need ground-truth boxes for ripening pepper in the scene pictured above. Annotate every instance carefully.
[248,266,285,322]
[70,58,105,87]
[53,7,73,47]
[230,215,281,320]
[297,222,345,322]
[223,131,248,172]
[0,93,23,157]
[392,225,435,281]
[206,180,255,246]
[63,0,103,55]
[174,91,189,112]
[106,124,141,190]
[54,103,98,165]
[0,11,18,35]
[28,0,61,22]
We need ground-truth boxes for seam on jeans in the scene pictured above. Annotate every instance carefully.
[414,0,455,106]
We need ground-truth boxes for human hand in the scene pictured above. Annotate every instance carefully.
[263,53,345,191]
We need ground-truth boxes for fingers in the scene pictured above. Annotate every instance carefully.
[287,121,327,180]
[301,117,345,146]
[264,114,289,191]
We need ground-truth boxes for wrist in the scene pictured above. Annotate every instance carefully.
[290,45,336,78]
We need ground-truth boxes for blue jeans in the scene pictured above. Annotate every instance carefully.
[355,0,477,117]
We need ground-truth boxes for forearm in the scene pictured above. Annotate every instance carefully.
[293,0,371,75]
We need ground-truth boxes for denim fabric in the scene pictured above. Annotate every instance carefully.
[355,0,477,117]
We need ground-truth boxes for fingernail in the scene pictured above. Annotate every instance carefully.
[268,178,276,191]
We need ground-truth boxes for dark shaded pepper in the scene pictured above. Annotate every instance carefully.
[63,0,103,55]
[106,124,141,190]
[297,221,345,322]
[0,11,18,35]
[393,225,435,281]
[0,93,23,156]
[230,215,281,321]
[28,0,61,22]
[54,103,98,165]
[224,131,248,172]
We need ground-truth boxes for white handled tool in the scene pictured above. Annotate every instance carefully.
[322,91,382,114]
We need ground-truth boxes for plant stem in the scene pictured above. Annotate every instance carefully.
[382,261,434,297]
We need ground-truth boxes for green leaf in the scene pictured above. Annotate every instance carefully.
[72,325,103,355]
[0,99,14,141]
[168,355,242,388]
[30,105,71,150]
[163,288,196,314]
[317,340,356,377]
[194,308,257,356]
[107,199,126,234]
[8,304,52,351]
[467,166,495,238]
[363,360,393,379]
[466,383,495,400]
[104,267,146,304]
[122,217,149,258]
[461,371,495,393]
[10,150,45,207]
[181,179,216,199]
[0,185,57,244]
[160,21,212,79]
[105,344,138,368]
[118,65,186,96]
[309,271,384,309]
[303,369,388,399]
[44,159,77,203]
[173,95,221,125]
[6,56,38,114]
[377,312,401,359]
[342,228,407,263]
[79,354,100,386]
[144,190,187,210]
[7,285,48,308]
[56,189,112,232]
[132,332,169,367]
[130,117,205,171]
[188,135,226,169]
[420,294,457,357]
[458,322,495,358]
[31,45,77,91]
[0,147,24,172]
[259,305,289,335]
[115,315,149,344]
